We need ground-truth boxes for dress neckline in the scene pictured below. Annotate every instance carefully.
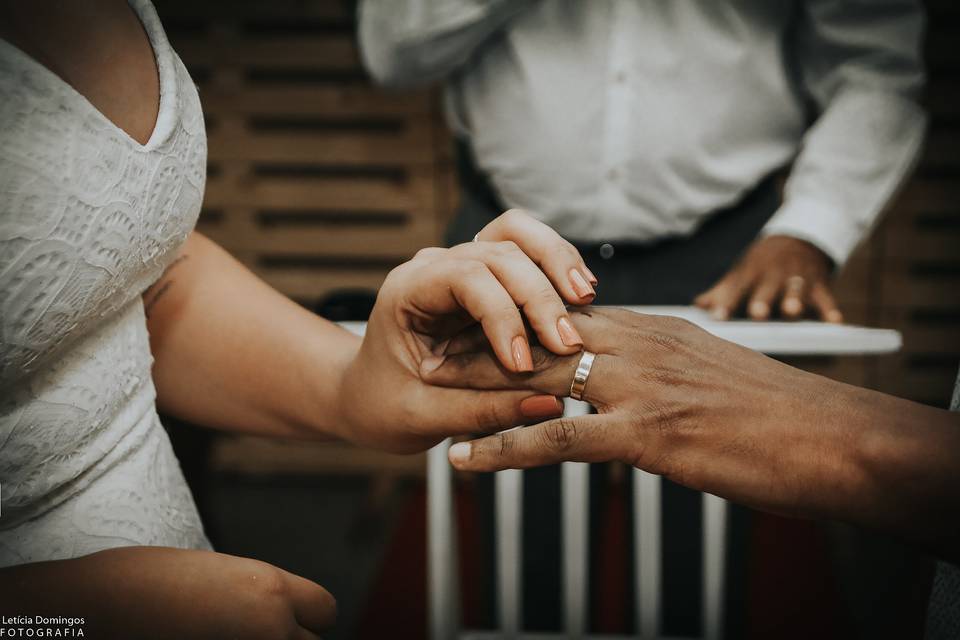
[0,0,177,153]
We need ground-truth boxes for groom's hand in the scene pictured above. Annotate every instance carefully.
[334,209,596,453]
[421,307,865,520]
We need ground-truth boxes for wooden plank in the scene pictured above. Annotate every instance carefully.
[204,223,438,256]
[156,0,351,20]
[211,436,426,476]
[893,179,960,214]
[204,174,435,211]
[175,36,361,70]
[207,124,435,165]
[256,269,392,298]
[200,86,434,117]
[884,226,960,258]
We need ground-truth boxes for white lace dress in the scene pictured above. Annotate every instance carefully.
[0,0,210,565]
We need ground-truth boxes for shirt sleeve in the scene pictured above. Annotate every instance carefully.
[357,0,535,89]
[761,0,929,267]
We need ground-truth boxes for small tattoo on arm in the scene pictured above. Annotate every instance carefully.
[144,254,190,318]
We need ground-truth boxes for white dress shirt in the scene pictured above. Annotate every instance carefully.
[359,0,927,266]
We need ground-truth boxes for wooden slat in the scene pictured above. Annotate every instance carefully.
[204,223,438,257]
[157,0,351,21]
[207,123,435,165]
[204,174,433,211]
[211,436,426,475]
[176,36,361,69]
[200,86,434,117]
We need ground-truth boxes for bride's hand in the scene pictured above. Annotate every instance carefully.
[335,209,597,453]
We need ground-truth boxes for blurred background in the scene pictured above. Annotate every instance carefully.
[151,1,959,638]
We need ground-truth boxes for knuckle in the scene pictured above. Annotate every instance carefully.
[538,418,579,453]
[495,239,521,257]
[245,562,288,600]
[414,246,443,261]
[528,284,562,309]
[475,397,516,433]
[501,208,527,224]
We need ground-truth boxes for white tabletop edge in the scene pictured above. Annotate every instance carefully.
[338,306,902,356]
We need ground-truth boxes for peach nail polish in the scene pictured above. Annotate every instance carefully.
[512,335,534,371]
[557,316,583,347]
[584,266,598,286]
[569,269,595,299]
[520,395,563,419]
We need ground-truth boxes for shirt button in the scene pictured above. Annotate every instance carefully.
[599,243,615,260]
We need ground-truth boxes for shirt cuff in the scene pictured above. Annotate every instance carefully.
[760,197,864,269]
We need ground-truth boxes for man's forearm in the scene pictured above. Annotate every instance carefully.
[145,232,361,440]
[838,381,960,561]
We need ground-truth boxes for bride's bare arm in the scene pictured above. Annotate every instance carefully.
[145,232,359,440]
[145,212,596,451]
[0,547,336,639]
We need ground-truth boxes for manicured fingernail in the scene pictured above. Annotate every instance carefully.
[448,442,471,465]
[520,395,563,419]
[569,269,595,299]
[557,316,583,347]
[711,306,729,321]
[583,266,598,286]
[512,335,533,372]
[749,301,769,319]
[827,310,844,324]
[420,355,446,375]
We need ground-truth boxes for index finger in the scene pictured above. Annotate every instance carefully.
[477,209,596,304]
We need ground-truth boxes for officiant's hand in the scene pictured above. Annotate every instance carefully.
[335,209,598,453]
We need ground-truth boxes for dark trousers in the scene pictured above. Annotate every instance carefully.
[447,141,778,635]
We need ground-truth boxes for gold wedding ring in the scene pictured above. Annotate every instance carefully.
[569,350,596,401]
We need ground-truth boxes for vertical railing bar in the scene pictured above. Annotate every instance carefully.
[428,438,460,640]
[561,399,592,637]
[633,469,661,639]
[496,461,524,638]
[702,494,728,640]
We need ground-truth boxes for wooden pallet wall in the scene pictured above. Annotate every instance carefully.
[157,0,455,308]
[872,0,960,407]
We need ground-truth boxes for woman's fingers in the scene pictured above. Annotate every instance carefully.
[477,209,596,304]
[401,259,532,372]
[447,414,623,471]
[422,346,580,395]
[450,240,584,354]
